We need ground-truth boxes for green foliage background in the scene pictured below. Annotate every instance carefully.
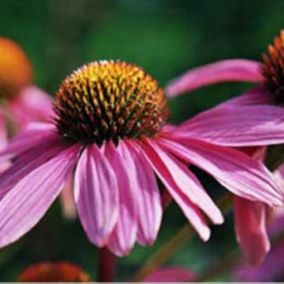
[0,0,283,281]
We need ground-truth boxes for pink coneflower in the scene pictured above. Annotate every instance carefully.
[0,60,282,256]
[17,262,91,282]
[165,30,284,265]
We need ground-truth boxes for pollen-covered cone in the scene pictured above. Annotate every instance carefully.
[0,60,282,256]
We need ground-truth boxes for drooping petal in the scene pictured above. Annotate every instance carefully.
[141,139,223,224]
[165,59,262,97]
[122,140,162,245]
[0,123,56,162]
[104,141,137,256]
[144,267,197,282]
[137,140,210,241]
[74,145,119,247]
[0,144,79,248]
[178,105,284,147]
[234,197,270,266]
[9,85,53,129]
[160,137,283,206]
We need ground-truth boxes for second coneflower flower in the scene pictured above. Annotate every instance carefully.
[0,60,282,256]
[165,30,284,265]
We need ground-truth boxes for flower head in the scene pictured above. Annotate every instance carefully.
[0,60,282,256]
[262,31,284,104]
[18,262,91,282]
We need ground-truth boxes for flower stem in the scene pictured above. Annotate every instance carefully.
[98,248,116,282]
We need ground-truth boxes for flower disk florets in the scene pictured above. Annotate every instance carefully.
[262,30,284,104]
[54,60,169,145]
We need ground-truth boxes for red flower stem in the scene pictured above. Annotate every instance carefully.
[98,248,116,282]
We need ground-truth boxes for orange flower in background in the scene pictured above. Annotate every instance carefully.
[18,262,91,282]
[0,37,52,133]
[0,37,32,99]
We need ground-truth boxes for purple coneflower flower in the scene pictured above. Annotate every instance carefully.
[0,60,282,256]
[165,30,284,265]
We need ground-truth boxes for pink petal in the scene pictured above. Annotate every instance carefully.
[274,163,284,189]
[234,197,270,266]
[74,145,119,247]
[122,140,162,245]
[104,142,137,256]
[166,59,262,97]
[142,139,223,225]
[0,136,66,200]
[59,174,76,220]
[178,105,284,147]
[0,123,56,162]
[138,140,211,241]
[144,267,196,282]
[9,85,53,129]
[0,144,79,248]
[160,137,283,206]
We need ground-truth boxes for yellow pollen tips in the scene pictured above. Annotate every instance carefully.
[261,30,284,104]
[18,262,91,282]
[0,37,32,98]
[54,60,170,145]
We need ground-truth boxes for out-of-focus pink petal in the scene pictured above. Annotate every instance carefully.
[274,163,284,189]
[144,267,197,282]
[234,197,270,266]
[138,140,211,241]
[122,140,162,246]
[0,144,79,248]
[160,137,283,206]
[166,59,262,97]
[9,85,53,129]
[0,123,56,162]
[142,139,223,224]
[178,105,284,147]
[59,174,76,220]
[0,111,7,151]
[104,141,137,256]
[74,145,119,247]
[234,240,284,281]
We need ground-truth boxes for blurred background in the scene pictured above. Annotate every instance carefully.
[0,0,283,281]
